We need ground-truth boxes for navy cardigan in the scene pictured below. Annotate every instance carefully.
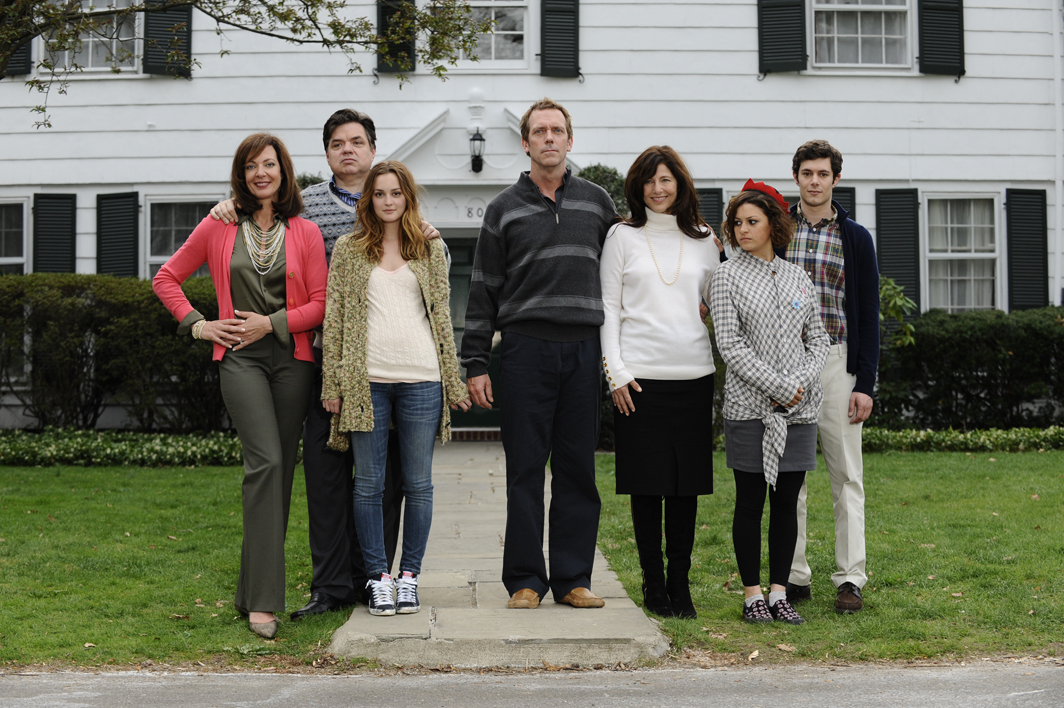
[776,200,880,397]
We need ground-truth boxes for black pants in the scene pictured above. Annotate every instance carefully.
[500,332,602,601]
[732,470,806,589]
[302,354,403,602]
[630,495,697,581]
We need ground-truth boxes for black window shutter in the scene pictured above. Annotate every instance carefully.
[541,0,579,78]
[1005,189,1048,311]
[143,0,192,77]
[377,0,416,73]
[8,41,32,76]
[97,192,139,277]
[697,189,724,232]
[875,189,920,310]
[833,186,856,220]
[758,0,806,74]
[33,194,77,273]
[918,0,965,77]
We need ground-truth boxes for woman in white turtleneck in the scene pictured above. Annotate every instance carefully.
[599,145,724,620]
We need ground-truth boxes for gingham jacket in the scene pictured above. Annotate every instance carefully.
[709,250,830,486]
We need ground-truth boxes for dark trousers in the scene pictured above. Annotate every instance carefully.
[303,352,403,602]
[732,470,806,588]
[499,332,602,601]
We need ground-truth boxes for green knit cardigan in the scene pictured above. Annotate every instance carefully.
[321,235,466,450]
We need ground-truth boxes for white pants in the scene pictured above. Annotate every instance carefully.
[789,343,867,589]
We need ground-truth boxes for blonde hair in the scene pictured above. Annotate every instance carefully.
[353,161,428,263]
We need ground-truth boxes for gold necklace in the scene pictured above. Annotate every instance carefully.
[645,227,683,285]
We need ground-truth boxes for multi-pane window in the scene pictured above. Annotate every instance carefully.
[149,202,215,277]
[813,0,910,67]
[461,1,526,65]
[927,198,997,312]
[0,204,26,275]
[52,0,138,71]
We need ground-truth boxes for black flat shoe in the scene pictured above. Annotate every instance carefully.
[290,592,351,621]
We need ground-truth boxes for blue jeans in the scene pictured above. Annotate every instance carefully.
[350,381,441,577]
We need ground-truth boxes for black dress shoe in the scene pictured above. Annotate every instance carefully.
[786,582,812,604]
[290,592,350,621]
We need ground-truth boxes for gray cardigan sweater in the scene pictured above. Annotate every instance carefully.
[461,169,618,377]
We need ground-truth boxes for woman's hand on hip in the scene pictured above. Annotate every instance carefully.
[450,397,472,412]
[322,398,342,414]
[611,380,641,416]
[230,310,273,351]
[199,318,247,348]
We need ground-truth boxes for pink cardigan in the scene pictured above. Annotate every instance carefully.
[153,215,328,363]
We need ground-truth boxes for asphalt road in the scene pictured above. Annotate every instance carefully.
[1,664,1062,707]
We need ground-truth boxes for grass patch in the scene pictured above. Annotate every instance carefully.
[0,465,355,667]
[596,451,1064,662]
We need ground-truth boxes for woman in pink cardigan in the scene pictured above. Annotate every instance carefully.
[154,134,328,640]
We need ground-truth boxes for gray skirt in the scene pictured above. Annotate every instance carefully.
[724,419,818,474]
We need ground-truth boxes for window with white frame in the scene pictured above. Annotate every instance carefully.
[51,0,138,72]
[927,198,997,313]
[813,0,910,67]
[459,0,527,67]
[0,203,27,275]
[148,201,215,277]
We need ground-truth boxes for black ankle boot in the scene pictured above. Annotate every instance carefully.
[666,575,697,619]
[642,571,675,617]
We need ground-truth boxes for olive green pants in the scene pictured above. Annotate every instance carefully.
[219,336,314,614]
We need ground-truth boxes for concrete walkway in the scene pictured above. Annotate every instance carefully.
[328,441,669,668]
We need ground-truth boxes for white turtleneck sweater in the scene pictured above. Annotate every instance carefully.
[599,210,720,391]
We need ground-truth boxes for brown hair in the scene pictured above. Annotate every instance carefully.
[230,133,303,219]
[623,146,708,240]
[791,139,843,179]
[353,161,428,263]
[322,108,377,152]
[519,97,573,144]
[721,190,794,251]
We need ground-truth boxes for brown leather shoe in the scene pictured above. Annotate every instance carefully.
[507,588,541,609]
[835,582,863,614]
[557,587,605,608]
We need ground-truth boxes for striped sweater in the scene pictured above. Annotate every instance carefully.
[460,169,618,377]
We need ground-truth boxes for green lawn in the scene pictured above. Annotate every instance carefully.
[596,451,1064,662]
[0,451,1060,668]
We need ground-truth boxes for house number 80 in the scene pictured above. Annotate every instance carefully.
[467,207,484,218]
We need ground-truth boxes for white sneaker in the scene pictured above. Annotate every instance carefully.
[395,571,420,614]
[366,574,395,616]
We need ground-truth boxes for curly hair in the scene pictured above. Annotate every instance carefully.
[721,190,794,252]
[791,140,843,179]
[352,161,428,263]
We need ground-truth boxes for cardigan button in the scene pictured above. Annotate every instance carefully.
[288,271,295,278]
[288,298,295,305]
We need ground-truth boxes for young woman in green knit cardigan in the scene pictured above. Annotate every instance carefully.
[321,161,471,616]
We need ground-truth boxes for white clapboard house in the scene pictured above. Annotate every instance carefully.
[0,0,1059,426]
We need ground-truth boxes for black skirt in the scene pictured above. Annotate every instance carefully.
[613,375,714,497]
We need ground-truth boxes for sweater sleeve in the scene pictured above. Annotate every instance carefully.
[709,266,799,404]
[851,225,881,397]
[321,236,349,402]
[152,216,217,329]
[599,225,634,391]
[460,209,505,379]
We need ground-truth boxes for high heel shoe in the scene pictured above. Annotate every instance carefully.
[642,572,675,618]
[249,619,278,639]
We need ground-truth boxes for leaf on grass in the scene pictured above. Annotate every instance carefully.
[124,532,130,537]
[170,614,190,620]
[919,544,936,548]
[0,538,5,542]
[211,613,218,617]
[216,601,226,607]
[776,644,796,652]
[194,574,201,579]
[1029,609,1035,615]
[988,458,997,462]
[84,642,96,648]
[167,535,180,541]
[747,650,759,661]
[928,575,936,580]
[992,512,999,516]
[701,629,728,639]
[700,524,709,530]
[1030,495,1040,500]
[952,593,963,597]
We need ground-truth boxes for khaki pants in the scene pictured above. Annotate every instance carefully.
[789,343,867,589]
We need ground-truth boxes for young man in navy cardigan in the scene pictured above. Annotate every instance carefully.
[780,140,880,614]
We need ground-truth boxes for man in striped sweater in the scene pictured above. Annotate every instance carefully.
[462,98,618,610]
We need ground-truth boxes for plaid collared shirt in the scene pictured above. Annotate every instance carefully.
[787,205,846,344]
[709,250,830,486]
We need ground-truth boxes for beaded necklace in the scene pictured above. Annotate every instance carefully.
[644,226,683,286]
[241,216,285,276]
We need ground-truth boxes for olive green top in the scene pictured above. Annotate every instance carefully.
[228,215,289,346]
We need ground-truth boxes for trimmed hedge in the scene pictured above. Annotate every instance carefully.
[877,307,1064,430]
[0,273,227,432]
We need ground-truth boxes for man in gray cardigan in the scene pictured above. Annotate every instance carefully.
[462,98,618,610]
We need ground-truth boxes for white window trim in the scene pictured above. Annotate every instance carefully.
[432,0,535,74]
[0,198,30,274]
[36,8,145,78]
[921,193,1005,314]
[804,0,920,77]
[143,195,224,278]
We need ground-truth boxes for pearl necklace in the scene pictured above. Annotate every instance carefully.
[241,217,285,276]
[645,227,683,286]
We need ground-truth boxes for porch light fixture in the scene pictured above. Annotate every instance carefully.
[470,131,485,173]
